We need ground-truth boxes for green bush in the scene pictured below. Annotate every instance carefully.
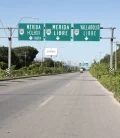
[0,69,5,79]
[43,67,52,74]
[31,68,41,75]
[28,64,36,70]
[0,65,75,80]
[26,70,32,76]
[12,70,25,77]
[89,62,120,101]
[0,62,7,69]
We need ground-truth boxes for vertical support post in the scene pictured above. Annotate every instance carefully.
[115,43,117,70]
[110,28,114,70]
[99,52,102,64]
[53,56,55,69]
[41,49,43,67]
[41,49,44,73]
[25,51,27,67]
[8,27,12,69]
[54,60,55,69]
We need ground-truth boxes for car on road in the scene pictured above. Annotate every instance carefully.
[80,68,83,73]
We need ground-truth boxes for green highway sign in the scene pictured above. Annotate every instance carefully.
[79,63,89,66]
[73,23,100,41]
[45,23,71,41]
[18,23,44,41]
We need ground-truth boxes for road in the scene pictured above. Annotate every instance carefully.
[0,72,120,138]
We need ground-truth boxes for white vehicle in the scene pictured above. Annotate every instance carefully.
[80,68,83,73]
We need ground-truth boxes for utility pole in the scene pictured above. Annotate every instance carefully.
[54,60,55,69]
[53,56,55,69]
[110,28,115,70]
[37,42,47,68]
[8,27,12,69]
[41,49,44,67]
[25,51,27,67]
[113,41,120,70]
[95,55,98,63]
[115,43,117,70]
[99,52,103,64]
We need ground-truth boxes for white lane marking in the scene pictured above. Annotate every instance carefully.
[66,84,70,87]
[39,96,54,107]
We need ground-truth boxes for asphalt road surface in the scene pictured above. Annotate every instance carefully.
[0,72,120,138]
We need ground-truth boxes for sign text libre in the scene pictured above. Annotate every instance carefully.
[45,23,71,41]
[74,24,100,41]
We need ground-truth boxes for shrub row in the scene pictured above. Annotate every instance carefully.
[89,63,120,102]
[0,64,79,80]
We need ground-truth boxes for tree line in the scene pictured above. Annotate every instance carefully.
[0,46,65,70]
[92,44,120,68]
[0,46,38,69]
[89,44,120,102]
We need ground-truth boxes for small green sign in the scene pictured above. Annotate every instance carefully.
[79,63,89,67]
[74,23,100,41]
[45,23,71,41]
[18,23,44,41]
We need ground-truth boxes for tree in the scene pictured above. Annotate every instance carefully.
[91,59,97,66]
[0,62,7,69]
[99,48,120,69]
[13,46,39,68]
[100,54,110,64]
[117,44,120,47]
[116,47,120,68]
[0,46,8,63]
[54,61,63,68]
[43,58,54,67]
[0,46,19,68]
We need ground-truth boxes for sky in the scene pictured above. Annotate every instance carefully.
[0,0,120,67]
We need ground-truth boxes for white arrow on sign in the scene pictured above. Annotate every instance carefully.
[56,36,60,40]
[29,36,33,40]
[85,36,88,41]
